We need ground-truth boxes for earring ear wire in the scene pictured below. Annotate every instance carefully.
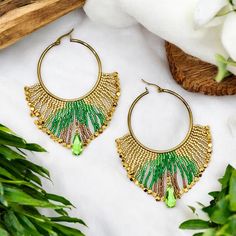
[141,79,163,93]
[55,28,74,45]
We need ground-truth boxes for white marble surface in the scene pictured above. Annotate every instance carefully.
[0,10,236,236]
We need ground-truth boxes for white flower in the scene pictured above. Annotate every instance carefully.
[222,12,236,61]
[194,0,228,28]
[194,0,236,78]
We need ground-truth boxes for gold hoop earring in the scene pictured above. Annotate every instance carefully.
[116,80,212,208]
[25,29,120,156]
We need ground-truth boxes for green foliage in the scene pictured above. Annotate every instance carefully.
[215,54,234,83]
[0,124,86,235]
[179,164,236,236]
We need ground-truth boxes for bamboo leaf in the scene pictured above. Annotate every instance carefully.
[24,143,46,152]
[0,166,16,180]
[4,210,26,236]
[52,223,85,236]
[46,193,74,207]
[4,186,65,209]
[0,124,85,235]
[32,219,58,236]
[0,131,46,152]
[50,216,87,226]
[17,159,50,179]
[0,145,26,160]
[16,214,42,236]
[0,179,43,192]
[0,124,15,134]
[0,130,27,147]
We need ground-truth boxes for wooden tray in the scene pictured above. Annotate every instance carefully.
[0,0,85,49]
[165,42,236,96]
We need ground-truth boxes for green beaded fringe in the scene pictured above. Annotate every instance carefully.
[47,100,105,137]
[135,151,199,207]
[136,151,199,189]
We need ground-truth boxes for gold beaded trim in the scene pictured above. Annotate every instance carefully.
[116,125,212,202]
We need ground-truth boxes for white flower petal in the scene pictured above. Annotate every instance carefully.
[194,0,228,28]
[222,13,236,61]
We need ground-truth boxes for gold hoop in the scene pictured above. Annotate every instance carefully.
[127,80,193,153]
[37,29,102,102]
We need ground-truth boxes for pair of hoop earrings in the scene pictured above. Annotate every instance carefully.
[24,31,212,207]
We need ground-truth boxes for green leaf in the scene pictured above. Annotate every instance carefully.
[32,220,58,236]
[219,165,234,189]
[50,216,87,226]
[24,143,46,152]
[46,193,74,207]
[0,131,46,152]
[0,180,7,207]
[227,215,236,236]
[4,210,26,236]
[215,54,232,82]
[0,166,16,180]
[0,123,86,235]
[0,130,27,148]
[188,205,197,214]
[0,181,4,195]
[55,208,69,216]
[193,233,203,236]
[202,228,216,236]
[0,179,43,192]
[197,202,206,208]
[229,170,236,211]
[25,170,42,186]
[52,223,85,236]
[0,124,15,135]
[209,196,231,224]
[17,159,50,179]
[0,145,26,160]
[208,191,220,199]
[217,223,235,236]
[4,186,65,209]
[179,219,211,229]
[0,228,9,236]
[16,214,42,236]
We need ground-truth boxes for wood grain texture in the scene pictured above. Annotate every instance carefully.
[0,0,85,49]
[165,42,236,96]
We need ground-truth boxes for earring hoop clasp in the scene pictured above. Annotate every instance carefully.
[55,29,74,45]
[141,79,164,93]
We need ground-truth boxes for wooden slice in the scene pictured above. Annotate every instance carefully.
[0,0,85,49]
[165,42,236,96]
